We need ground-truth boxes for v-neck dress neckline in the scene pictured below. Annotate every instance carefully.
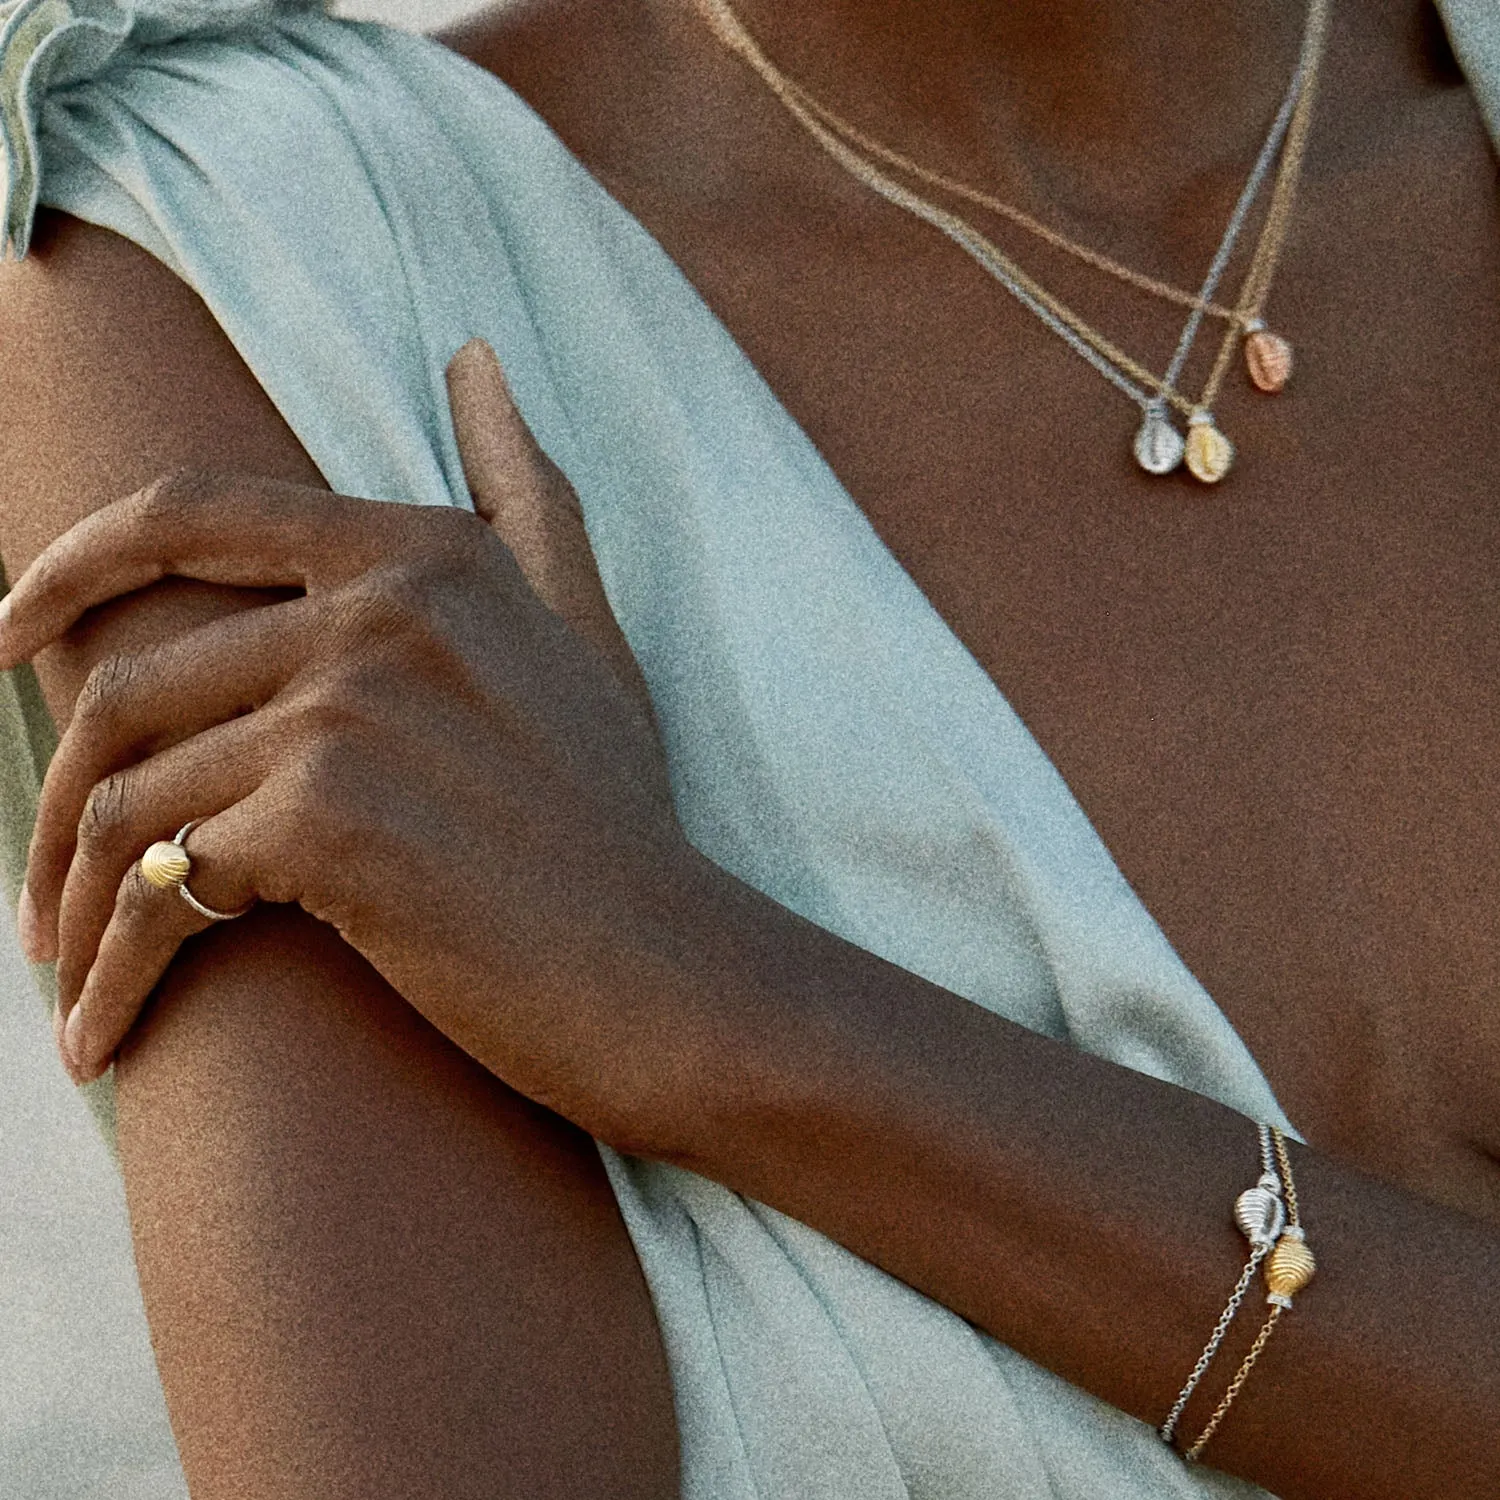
[405,22,1298,1118]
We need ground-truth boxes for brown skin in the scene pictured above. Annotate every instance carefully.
[0,222,680,1500]
[454,0,1500,1218]
[1,1,1497,1497]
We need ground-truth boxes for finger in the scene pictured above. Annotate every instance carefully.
[62,804,262,1084]
[25,596,311,958]
[54,712,271,1011]
[446,340,651,706]
[61,856,214,1084]
[0,473,420,669]
[446,338,559,535]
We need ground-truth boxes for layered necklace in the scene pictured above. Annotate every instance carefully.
[689,0,1331,484]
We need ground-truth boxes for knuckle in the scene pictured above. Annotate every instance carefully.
[134,467,219,525]
[285,738,340,811]
[319,659,389,723]
[290,684,371,746]
[22,549,65,608]
[350,569,422,634]
[118,859,156,916]
[78,769,136,849]
[110,862,184,950]
[334,567,442,655]
[321,512,488,655]
[75,652,140,729]
[278,750,354,853]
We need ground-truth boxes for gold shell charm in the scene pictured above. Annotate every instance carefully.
[141,839,191,890]
[1265,1230,1316,1302]
[1244,326,1294,393]
[1133,408,1185,475]
[1184,415,1234,484]
[1234,1185,1286,1248]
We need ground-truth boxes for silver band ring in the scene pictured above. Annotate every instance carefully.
[139,819,253,923]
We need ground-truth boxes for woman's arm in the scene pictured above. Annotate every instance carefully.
[7,218,1496,1500]
[0,211,679,1500]
[644,865,1500,1497]
[0,214,325,697]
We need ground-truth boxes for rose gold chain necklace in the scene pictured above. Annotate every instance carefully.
[690,0,1331,483]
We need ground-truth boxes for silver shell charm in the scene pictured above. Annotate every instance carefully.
[1234,1185,1286,1248]
[1133,408,1185,475]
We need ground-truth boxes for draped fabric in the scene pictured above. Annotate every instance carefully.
[0,2,1492,1491]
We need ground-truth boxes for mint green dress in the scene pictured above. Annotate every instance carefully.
[0,1,1494,1493]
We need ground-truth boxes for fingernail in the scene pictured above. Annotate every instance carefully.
[0,593,16,669]
[63,1002,87,1074]
[55,1005,83,1084]
[17,884,55,963]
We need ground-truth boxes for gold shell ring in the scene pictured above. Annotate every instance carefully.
[139,820,253,923]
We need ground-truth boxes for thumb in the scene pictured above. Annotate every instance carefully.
[445,338,652,712]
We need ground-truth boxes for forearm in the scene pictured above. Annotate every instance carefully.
[650,854,1500,1499]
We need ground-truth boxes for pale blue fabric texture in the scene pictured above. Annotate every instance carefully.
[0,1,1492,1493]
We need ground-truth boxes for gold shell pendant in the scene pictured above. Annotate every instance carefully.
[1185,417,1234,483]
[1244,328,1294,393]
[141,840,191,890]
[1265,1232,1317,1300]
[1133,408,1185,475]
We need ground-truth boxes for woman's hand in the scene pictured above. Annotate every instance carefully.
[8,336,1499,1500]
[4,339,708,1144]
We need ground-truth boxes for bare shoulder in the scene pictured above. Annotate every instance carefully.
[434,0,683,190]
[0,211,325,716]
[0,212,324,577]
[434,0,616,90]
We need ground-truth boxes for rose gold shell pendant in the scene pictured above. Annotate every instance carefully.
[1184,417,1234,483]
[1244,328,1294,393]
[1133,408,1185,475]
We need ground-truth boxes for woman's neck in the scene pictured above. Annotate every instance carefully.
[713,0,1424,234]
[461,0,1448,271]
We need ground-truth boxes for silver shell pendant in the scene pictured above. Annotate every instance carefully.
[1133,408,1185,475]
[1234,1185,1286,1248]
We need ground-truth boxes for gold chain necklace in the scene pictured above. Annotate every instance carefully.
[689,0,1331,483]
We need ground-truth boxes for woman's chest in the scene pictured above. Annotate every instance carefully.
[600,79,1500,1210]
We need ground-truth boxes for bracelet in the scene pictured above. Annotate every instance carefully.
[1160,1124,1316,1459]
[1183,1126,1315,1461]
[1158,1124,1283,1446]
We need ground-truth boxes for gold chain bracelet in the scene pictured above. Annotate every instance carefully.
[1163,1124,1317,1461]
